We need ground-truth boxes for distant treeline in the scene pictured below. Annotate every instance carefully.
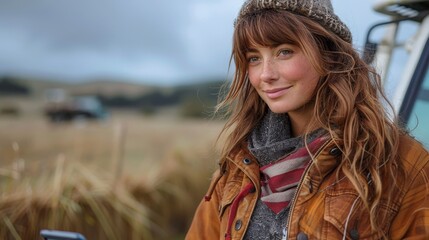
[0,76,229,118]
[97,81,225,108]
[96,81,227,118]
[0,77,31,95]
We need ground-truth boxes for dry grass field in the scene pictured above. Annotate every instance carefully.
[0,105,224,239]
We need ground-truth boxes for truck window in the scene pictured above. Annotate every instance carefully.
[382,22,419,101]
[403,39,429,148]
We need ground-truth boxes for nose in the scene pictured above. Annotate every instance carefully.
[260,60,278,82]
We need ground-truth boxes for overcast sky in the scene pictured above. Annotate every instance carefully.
[0,0,388,86]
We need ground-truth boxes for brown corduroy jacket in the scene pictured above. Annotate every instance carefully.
[186,134,429,240]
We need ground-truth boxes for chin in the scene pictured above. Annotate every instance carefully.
[268,106,289,114]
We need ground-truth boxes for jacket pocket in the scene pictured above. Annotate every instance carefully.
[218,180,241,218]
[324,189,394,239]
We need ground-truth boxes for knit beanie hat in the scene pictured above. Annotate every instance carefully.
[236,0,352,43]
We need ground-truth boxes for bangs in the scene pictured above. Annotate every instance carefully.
[234,10,300,54]
[232,9,326,75]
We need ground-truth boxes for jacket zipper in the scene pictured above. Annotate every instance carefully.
[284,159,313,238]
[285,139,333,238]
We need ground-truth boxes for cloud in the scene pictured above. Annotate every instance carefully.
[182,0,242,80]
[0,0,246,84]
[0,0,384,85]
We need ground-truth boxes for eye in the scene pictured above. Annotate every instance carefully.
[278,49,293,56]
[246,55,260,64]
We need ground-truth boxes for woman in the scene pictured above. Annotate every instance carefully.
[186,0,429,239]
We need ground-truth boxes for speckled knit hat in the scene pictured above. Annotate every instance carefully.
[236,0,352,43]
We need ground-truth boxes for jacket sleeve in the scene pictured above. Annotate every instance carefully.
[390,150,429,239]
[186,169,222,240]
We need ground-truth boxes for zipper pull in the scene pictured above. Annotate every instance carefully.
[282,227,287,240]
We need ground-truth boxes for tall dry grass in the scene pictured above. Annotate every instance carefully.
[0,111,223,239]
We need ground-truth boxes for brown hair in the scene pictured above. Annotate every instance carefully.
[216,9,403,237]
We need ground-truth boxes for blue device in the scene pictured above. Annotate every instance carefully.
[40,229,86,240]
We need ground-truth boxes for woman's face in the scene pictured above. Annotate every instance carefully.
[246,43,320,118]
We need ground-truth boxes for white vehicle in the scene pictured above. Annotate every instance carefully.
[365,0,429,148]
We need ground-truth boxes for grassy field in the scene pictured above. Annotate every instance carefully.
[0,108,224,239]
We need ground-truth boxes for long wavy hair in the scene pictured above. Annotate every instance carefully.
[216,9,403,237]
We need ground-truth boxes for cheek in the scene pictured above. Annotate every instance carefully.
[247,71,260,89]
[287,59,318,80]
[289,61,320,88]
[300,75,320,100]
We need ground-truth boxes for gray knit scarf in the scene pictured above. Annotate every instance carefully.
[244,110,325,240]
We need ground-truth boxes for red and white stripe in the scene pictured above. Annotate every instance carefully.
[259,137,327,214]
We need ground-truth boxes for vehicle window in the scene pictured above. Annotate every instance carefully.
[383,22,419,101]
[406,63,429,149]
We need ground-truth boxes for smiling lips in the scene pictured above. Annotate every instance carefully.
[264,86,292,99]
